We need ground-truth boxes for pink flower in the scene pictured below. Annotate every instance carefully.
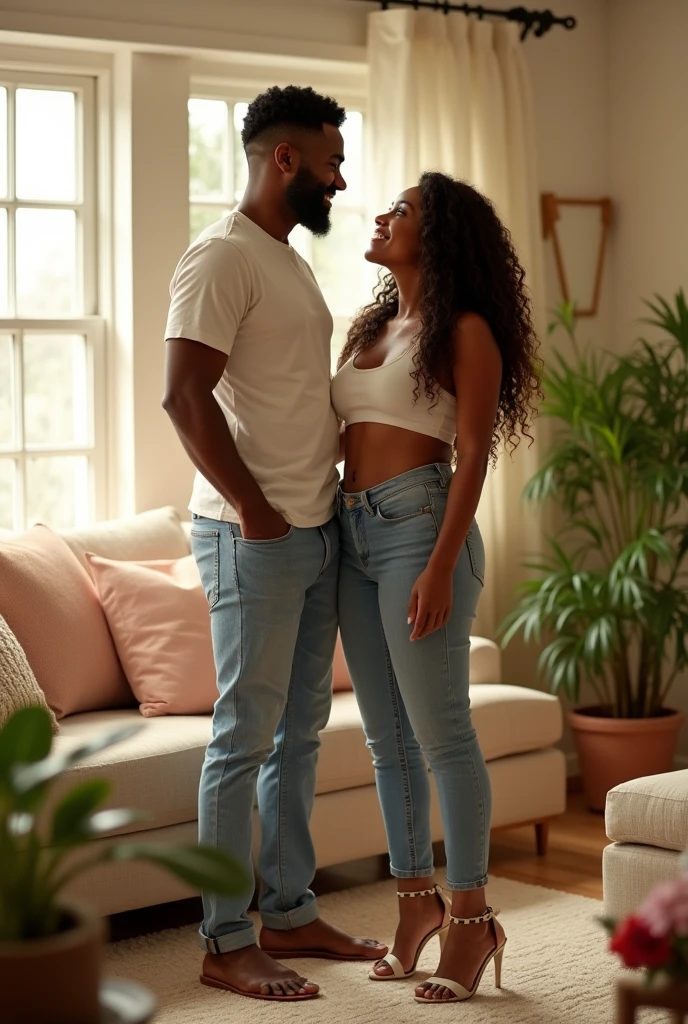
[639,875,688,938]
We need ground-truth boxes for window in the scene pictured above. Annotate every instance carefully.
[0,71,104,532]
[188,96,371,370]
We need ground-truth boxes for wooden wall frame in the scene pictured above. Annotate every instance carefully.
[541,193,613,317]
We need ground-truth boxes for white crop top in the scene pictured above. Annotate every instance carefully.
[331,346,457,444]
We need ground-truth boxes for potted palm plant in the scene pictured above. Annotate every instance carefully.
[0,705,249,1024]
[501,292,688,811]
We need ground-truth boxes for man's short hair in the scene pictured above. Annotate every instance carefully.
[241,85,346,151]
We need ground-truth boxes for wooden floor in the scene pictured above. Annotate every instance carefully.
[489,792,607,900]
[109,792,607,942]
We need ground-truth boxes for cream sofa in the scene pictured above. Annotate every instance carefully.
[5,508,567,916]
[603,770,688,919]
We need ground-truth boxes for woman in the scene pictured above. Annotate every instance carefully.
[332,172,541,1004]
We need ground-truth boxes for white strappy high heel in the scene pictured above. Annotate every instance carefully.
[414,906,506,1003]
[369,886,450,981]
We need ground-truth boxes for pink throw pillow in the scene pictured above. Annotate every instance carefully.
[0,526,131,718]
[87,554,218,717]
[333,633,353,692]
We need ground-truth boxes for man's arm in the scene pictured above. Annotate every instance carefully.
[162,337,289,540]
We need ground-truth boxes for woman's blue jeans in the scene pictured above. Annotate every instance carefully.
[338,463,491,890]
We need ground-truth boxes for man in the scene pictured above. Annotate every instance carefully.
[163,85,386,1002]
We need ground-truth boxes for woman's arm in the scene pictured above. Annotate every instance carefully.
[408,314,502,640]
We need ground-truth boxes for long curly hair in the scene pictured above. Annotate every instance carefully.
[338,172,542,464]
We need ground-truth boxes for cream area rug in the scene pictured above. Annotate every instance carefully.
[104,876,664,1024]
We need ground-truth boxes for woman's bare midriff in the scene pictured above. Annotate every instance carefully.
[342,422,453,492]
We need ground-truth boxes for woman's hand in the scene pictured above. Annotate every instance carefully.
[408,562,453,641]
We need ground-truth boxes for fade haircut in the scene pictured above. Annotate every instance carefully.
[241,85,346,154]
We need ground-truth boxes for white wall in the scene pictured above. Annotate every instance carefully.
[610,0,688,343]
[525,0,613,346]
[0,0,368,62]
[609,0,688,756]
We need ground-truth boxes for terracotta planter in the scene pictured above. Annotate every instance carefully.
[569,706,685,812]
[0,901,105,1024]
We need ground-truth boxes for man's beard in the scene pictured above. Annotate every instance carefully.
[285,166,334,237]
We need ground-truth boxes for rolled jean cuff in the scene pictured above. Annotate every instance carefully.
[444,875,488,891]
[199,924,256,954]
[260,897,320,932]
[390,866,435,880]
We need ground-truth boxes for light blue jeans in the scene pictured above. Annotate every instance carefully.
[338,463,491,890]
[191,515,339,953]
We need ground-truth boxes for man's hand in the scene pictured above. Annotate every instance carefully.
[240,505,290,541]
[408,563,453,641]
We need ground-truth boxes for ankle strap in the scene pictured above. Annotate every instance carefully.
[397,885,440,899]
[449,906,498,925]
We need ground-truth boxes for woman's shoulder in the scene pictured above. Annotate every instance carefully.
[450,313,501,376]
[455,311,491,335]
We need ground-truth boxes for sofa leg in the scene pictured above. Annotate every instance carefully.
[535,821,549,857]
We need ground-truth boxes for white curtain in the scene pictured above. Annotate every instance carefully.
[367,10,546,679]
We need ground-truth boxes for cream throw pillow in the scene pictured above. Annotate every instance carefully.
[0,613,59,733]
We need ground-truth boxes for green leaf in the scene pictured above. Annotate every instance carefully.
[0,707,53,790]
[50,779,112,846]
[106,843,252,898]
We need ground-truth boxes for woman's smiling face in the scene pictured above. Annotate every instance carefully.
[365,186,422,269]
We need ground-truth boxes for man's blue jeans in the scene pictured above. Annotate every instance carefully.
[191,514,339,954]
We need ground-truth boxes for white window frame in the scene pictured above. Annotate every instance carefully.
[0,68,107,531]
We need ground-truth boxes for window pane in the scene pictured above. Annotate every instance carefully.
[26,455,89,530]
[0,334,14,448]
[16,208,77,316]
[0,458,14,530]
[0,87,7,199]
[189,204,231,244]
[189,98,228,200]
[233,103,249,203]
[16,88,77,202]
[0,208,8,315]
[340,111,363,207]
[23,334,88,447]
[311,210,368,316]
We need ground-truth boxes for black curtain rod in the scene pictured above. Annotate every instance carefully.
[349,1,577,40]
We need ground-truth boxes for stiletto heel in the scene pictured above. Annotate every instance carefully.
[494,944,505,988]
[414,907,507,1004]
[369,886,449,981]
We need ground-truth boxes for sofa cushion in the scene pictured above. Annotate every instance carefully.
[52,681,562,836]
[605,770,688,853]
[88,553,218,717]
[0,526,131,718]
[60,506,190,573]
[316,683,563,795]
[467,637,502,684]
[49,710,208,835]
[470,683,562,761]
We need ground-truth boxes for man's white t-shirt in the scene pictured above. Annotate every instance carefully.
[165,212,340,529]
